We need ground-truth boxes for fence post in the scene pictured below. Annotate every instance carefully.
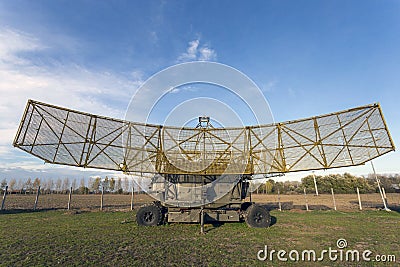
[1,185,8,211]
[130,186,134,210]
[68,186,72,210]
[331,188,337,211]
[277,188,282,211]
[100,186,104,211]
[33,186,40,210]
[303,188,309,211]
[200,206,205,234]
[356,187,362,210]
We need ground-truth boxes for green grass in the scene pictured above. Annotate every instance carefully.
[0,210,399,266]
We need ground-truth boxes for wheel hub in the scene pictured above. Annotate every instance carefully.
[254,212,263,223]
[144,211,154,222]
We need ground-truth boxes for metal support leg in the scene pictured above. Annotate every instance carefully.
[200,206,205,234]
[371,161,391,211]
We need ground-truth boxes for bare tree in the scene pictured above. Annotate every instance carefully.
[88,177,94,192]
[25,178,32,194]
[1,178,7,189]
[91,177,101,193]
[17,179,24,192]
[9,178,16,192]
[55,178,62,193]
[33,178,41,191]
[103,176,110,192]
[116,177,122,194]
[71,178,77,192]
[62,177,70,193]
[79,178,85,188]
[79,178,86,194]
[46,179,54,194]
[41,178,47,192]
[123,177,129,193]
[109,177,116,193]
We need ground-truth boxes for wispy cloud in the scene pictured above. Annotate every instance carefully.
[169,85,198,94]
[177,39,217,62]
[0,28,45,65]
[198,46,216,61]
[0,29,219,178]
[262,80,277,93]
[149,31,159,44]
[0,27,143,169]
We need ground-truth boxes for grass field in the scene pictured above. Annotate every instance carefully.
[1,208,399,266]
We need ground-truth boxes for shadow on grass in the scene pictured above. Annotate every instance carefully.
[388,206,400,213]
[270,215,277,227]
[349,201,400,213]
[204,222,225,233]
[202,213,279,232]
[261,202,333,211]
[0,207,64,215]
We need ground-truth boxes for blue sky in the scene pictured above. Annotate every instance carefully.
[0,0,399,182]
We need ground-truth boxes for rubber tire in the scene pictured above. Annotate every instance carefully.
[245,204,271,228]
[136,203,163,226]
[241,202,253,212]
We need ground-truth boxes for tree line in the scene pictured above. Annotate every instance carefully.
[0,176,139,195]
[255,173,400,194]
[1,173,399,195]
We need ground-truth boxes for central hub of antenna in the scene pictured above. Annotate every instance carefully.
[197,116,212,128]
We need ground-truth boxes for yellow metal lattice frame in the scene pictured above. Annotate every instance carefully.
[13,100,395,175]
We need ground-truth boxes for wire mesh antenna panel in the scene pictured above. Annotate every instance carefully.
[14,100,395,175]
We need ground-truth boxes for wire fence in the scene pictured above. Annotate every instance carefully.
[250,192,400,212]
[0,192,152,212]
[1,191,399,213]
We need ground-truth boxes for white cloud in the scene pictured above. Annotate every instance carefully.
[149,31,159,44]
[263,80,277,92]
[177,39,217,62]
[168,85,198,94]
[0,27,143,166]
[198,47,217,61]
[177,39,199,61]
[0,28,45,65]
[0,29,222,178]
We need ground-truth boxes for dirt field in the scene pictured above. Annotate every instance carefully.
[247,193,400,211]
[2,193,153,211]
[1,192,399,212]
